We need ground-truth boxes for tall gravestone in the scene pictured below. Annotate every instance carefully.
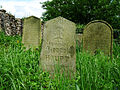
[83,20,113,56]
[22,16,41,49]
[40,16,76,78]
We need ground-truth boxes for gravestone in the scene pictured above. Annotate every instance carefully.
[83,20,113,56]
[40,16,76,78]
[22,16,41,49]
[76,34,83,47]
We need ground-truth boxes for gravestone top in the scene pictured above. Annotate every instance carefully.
[25,16,39,20]
[45,16,75,26]
[84,20,113,31]
[83,20,113,56]
[40,16,76,78]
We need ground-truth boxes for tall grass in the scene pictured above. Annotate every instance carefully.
[0,32,120,89]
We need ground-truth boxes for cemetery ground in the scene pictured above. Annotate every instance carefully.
[0,31,120,90]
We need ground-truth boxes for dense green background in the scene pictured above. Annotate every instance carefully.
[41,0,120,29]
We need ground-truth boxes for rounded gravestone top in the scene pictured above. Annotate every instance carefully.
[84,20,113,32]
[83,20,113,56]
[25,16,40,20]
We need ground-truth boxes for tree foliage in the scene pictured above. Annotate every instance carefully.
[41,0,120,29]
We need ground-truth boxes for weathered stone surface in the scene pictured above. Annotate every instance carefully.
[76,34,83,47]
[40,16,76,78]
[83,20,113,56]
[0,9,23,36]
[15,18,23,36]
[22,16,41,49]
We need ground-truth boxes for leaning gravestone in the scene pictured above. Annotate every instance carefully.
[22,16,41,49]
[83,20,113,56]
[40,16,76,78]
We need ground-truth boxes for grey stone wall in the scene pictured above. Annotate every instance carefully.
[0,9,23,36]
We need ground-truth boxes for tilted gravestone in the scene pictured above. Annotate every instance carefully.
[83,20,113,56]
[40,16,76,78]
[22,16,41,49]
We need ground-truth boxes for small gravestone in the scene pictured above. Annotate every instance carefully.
[40,16,76,78]
[22,16,41,49]
[83,20,113,56]
[76,34,83,47]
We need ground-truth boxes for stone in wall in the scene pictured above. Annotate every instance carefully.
[4,13,12,35]
[0,9,23,36]
[15,18,23,36]
[0,9,6,31]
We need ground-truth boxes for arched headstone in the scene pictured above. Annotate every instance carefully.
[40,16,76,78]
[83,20,113,56]
[22,16,41,49]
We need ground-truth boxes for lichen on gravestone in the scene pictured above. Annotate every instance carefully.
[83,20,113,57]
[22,16,41,50]
[40,16,76,78]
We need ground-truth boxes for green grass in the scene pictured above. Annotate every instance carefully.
[0,32,120,90]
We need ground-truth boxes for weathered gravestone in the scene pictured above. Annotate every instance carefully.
[83,20,113,56]
[22,16,41,49]
[40,16,76,78]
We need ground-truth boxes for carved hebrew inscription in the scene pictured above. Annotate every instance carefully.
[40,17,76,78]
